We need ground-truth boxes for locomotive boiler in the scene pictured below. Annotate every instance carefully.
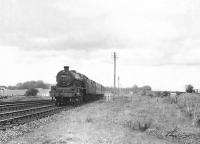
[50,66,104,105]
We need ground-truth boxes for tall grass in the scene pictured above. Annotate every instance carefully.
[177,93,200,126]
[124,119,152,132]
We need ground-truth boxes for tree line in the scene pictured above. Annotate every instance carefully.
[7,80,50,90]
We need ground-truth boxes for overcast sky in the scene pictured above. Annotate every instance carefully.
[0,0,200,91]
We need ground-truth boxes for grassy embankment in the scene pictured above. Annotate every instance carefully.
[131,91,200,143]
[100,91,200,143]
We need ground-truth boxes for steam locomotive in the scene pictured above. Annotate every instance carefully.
[50,66,105,105]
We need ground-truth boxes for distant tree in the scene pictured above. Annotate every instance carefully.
[185,84,194,93]
[8,80,50,90]
[25,88,39,96]
[140,85,152,91]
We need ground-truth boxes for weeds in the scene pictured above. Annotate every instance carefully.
[171,96,178,104]
[176,94,200,127]
[193,103,200,127]
[85,117,93,123]
[125,119,152,132]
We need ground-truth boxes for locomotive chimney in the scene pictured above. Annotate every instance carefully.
[64,66,69,72]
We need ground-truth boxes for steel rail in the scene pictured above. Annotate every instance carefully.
[0,107,63,128]
[0,99,100,129]
[0,104,55,120]
[0,101,53,112]
[0,100,52,107]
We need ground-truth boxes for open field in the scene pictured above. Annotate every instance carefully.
[0,89,50,97]
[1,92,200,144]
[0,89,51,102]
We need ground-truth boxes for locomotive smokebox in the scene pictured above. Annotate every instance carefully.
[64,66,69,72]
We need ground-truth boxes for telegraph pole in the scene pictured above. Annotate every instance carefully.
[114,52,116,89]
[118,76,120,96]
[112,52,118,95]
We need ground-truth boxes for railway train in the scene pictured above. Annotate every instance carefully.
[50,66,105,105]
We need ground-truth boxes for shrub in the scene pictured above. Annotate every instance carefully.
[185,84,194,93]
[162,91,170,97]
[25,88,39,96]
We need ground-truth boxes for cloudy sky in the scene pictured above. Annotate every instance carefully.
[0,0,200,91]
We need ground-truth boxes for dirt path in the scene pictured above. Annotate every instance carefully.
[3,94,200,144]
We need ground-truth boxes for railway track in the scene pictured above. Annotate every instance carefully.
[0,100,65,129]
[0,99,52,105]
[0,100,52,112]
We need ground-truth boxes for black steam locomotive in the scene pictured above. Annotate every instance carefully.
[50,66,105,105]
